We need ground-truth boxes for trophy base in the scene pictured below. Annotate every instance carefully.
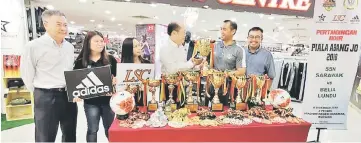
[185,104,199,113]
[211,103,223,112]
[236,103,248,111]
[148,101,158,112]
[116,114,129,120]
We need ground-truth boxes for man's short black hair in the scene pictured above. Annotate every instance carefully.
[248,27,264,36]
[223,20,237,35]
[167,22,181,36]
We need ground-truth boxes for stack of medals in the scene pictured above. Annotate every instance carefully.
[167,108,192,128]
[119,111,150,129]
[220,109,252,125]
[146,107,168,128]
[274,108,305,124]
[247,107,272,124]
[196,108,220,127]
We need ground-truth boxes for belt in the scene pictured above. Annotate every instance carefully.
[36,88,66,92]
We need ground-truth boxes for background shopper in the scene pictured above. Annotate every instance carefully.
[20,10,77,142]
[73,31,117,142]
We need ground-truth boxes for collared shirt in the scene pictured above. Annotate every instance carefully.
[245,47,276,79]
[20,33,74,92]
[214,41,246,71]
[159,38,193,76]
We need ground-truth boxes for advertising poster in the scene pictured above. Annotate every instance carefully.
[136,24,156,63]
[302,0,361,129]
[350,54,361,111]
[64,66,113,102]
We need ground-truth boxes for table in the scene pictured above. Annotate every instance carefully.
[109,117,311,142]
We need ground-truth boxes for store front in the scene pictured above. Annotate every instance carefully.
[1,0,361,142]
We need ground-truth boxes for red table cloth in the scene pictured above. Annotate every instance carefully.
[109,118,311,142]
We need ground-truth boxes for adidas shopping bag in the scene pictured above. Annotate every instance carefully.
[64,65,113,102]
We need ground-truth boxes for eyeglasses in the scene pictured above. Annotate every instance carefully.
[248,36,262,40]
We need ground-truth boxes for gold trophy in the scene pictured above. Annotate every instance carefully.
[231,75,247,110]
[195,39,212,75]
[183,70,200,112]
[208,70,227,111]
[255,76,266,105]
[147,79,160,112]
[126,84,139,111]
[164,74,179,111]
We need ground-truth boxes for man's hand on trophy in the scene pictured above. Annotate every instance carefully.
[191,57,203,66]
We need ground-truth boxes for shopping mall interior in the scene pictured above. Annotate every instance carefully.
[1,0,361,142]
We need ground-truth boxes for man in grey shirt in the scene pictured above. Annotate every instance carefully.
[206,20,246,106]
[246,27,276,92]
[20,10,77,142]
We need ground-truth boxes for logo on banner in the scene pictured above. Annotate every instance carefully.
[1,20,10,32]
[350,15,360,23]
[317,14,327,23]
[332,15,347,23]
[147,24,155,33]
[344,0,358,10]
[323,0,336,11]
[72,71,110,97]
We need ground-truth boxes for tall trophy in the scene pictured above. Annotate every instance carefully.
[125,84,139,111]
[208,70,227,111]
[147,79,161,112]
[164,74,179,111]
[249,75,265,106]
[183,70,200,112]
[231,75,248,110]
[195,39,212,74]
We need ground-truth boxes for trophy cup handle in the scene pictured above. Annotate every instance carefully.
[223,79,227,96]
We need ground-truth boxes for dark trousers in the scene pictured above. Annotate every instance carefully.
[34,88,78,142]
[205,80,232,107]
[84,103,115,142]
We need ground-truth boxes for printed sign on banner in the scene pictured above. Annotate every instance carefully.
[302,0,361,129]
[116,63,155,87]
[64,66,114,102]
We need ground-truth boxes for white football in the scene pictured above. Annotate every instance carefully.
[109,91,135,115]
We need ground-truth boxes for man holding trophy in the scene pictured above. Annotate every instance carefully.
[159,22,204,110]
[245,27,276,107]
[205,20,246,111]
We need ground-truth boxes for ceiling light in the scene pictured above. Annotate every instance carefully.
[216,25,220,28]
[121,28,124,30]
[172,10,176,15]
[153,16,159,19]
[46,5,54,10]
[105,10,111,14]
[203,5,209,9]
[110,17,116,21]
[231,18,237,22]
[243,24,247,27]
[79,0,87,3]
[275,22,281,25]
[201,20,206,22]
[258,14,264,18]
[268,16,275,20]
[203,29,208,32]
[138,22,143,24]
[70,21,75,24]
[279,26,284,30]
[150,3,157,7]
[118,24,122,26]
[98,24,103,28]
[124,0,131,1]
[90,20,95,22]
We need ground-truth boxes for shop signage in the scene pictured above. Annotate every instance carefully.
[116,63,155,87]
[217,0,312,11]
[64,66,114,102]
[120,0,315,17]
[302,0,361,129]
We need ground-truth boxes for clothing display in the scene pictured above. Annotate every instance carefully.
[273,59,307,102]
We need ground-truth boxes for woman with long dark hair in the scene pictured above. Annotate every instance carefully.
[121,38,150,106]
[73,31,117,142]
[121,37,150,64]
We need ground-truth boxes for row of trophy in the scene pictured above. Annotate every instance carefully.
[124,38,269,112]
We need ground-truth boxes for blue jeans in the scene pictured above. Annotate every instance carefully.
[84,103,115,142]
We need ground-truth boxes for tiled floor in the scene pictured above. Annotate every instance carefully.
[1,102,361,142]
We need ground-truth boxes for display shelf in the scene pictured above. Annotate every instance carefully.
[6,104,32,108]
[3,72,34,121]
